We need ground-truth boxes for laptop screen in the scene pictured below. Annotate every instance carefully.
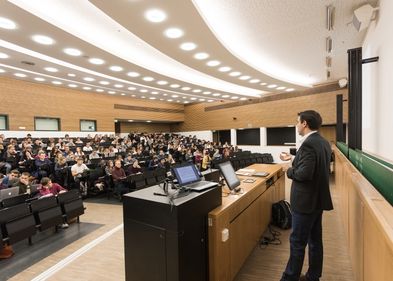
[172,164,200,186]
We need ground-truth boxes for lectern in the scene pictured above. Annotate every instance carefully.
[123,185,221,281]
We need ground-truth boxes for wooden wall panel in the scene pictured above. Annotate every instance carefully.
[0,77,184,131]
[119,122,171,133]
[171,89,348,132]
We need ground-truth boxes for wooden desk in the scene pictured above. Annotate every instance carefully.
[208,164,284,281]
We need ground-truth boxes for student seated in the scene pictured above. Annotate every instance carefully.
[0,169,20,189]
[71,157,89,195]
[11,172,32,194]
[38,177,67,197]
[38,177,69,228]
[111,159,129,198]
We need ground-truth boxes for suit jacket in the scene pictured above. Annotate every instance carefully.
[287,132,333,214]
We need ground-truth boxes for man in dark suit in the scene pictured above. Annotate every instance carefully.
[280,110,333,281]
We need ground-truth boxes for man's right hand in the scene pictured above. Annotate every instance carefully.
[279,152,292,161]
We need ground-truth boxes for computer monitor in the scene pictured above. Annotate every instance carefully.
[218,161,241,191]
[171,163,201,186]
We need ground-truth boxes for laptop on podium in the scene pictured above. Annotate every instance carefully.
[172,163,217,192]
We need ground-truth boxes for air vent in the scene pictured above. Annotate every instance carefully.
[21,61,35,66]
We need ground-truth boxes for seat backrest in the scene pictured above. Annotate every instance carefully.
[1,193,30,208]
[0,203,31,224]
[30,196,58,213]
[57,190,81,204]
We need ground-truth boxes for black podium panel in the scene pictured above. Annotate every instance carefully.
[123,185,221,281]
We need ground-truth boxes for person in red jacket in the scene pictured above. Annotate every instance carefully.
[39,177,67,197]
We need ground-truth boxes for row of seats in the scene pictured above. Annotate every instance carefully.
[0,190,85,248]
[211,153,274,170]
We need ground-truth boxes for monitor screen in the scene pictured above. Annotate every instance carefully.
[218,162,240,190]
[172,164,200,186]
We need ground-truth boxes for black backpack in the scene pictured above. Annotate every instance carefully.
[271,200,292,229]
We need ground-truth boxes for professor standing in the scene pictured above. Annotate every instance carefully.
[280,110,333,281]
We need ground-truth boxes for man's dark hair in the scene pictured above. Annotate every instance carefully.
[298,110,323,130]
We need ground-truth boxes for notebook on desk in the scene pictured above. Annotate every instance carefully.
[235,169,269,177]
[172,163,217,192]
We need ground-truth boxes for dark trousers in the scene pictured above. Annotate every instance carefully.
[281,210,324,281]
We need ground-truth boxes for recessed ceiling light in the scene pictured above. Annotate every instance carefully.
[34,77,45,81]
[145,9,167,23]
[180,42,197,51]
[121,93,126,96]
[157,80,168,85]
[67,73,76,77]
[239,75,251,80]
[170,84,180,88]
[128,120,134,122]
[83,77,95,82]
[127,71,140,77]
[218,66,231,72]
[63,48,82,56]
[99,80,110,85]
[249,79,260,84]
[131,94,136,97]
[199,98,205,101]
[206,60,221,67]
[222,95,230,98]
[114,84,124,88]
[32,34,55,45]
[0,52,9,59]
[163,93,168,96]
[277,86,286,90]
[44,67,58,72]
[181,87,191,91]
[194,52,209,60]
[143,76,154,82]
[286,88,295,92]
[167,99,173,102]
[89,58,105,65]
[96,89,104,92]
[109,65,123,72]
[182,97,187,99]
[192,89,201,93]
[146,120,152,123]
[151,91,159,95]
[231,96,239,99]
[83,86,92,90]
[68,84,78,88]
[160,99,164,101]
[229,71,241,77]
[212,93,221,96]
[0,68,6,73]
[141,96,146,99]
[176,100,181,103]
[108,91,116,94]
[14,73,27,77]
[164,27,184,38]
[207,100,214,102]
[184,101,189,104]
[267,84,277,88]
[240,97,248,101]
[149,97,156,100]
[140,89,148,93]
[203,91,211,95]
[171,94,179,98]
[0,17,17,29]
[52,81,62,85]
[128,86,136,90]
[260,82,267,86]
[190,97,197,100]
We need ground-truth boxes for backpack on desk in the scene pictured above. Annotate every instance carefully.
[271,200,292,229]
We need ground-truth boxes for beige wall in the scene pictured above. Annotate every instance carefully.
[1,77,348,134]
[0,77,184,132]
[171,89,348,132]
[119,122,171,133]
